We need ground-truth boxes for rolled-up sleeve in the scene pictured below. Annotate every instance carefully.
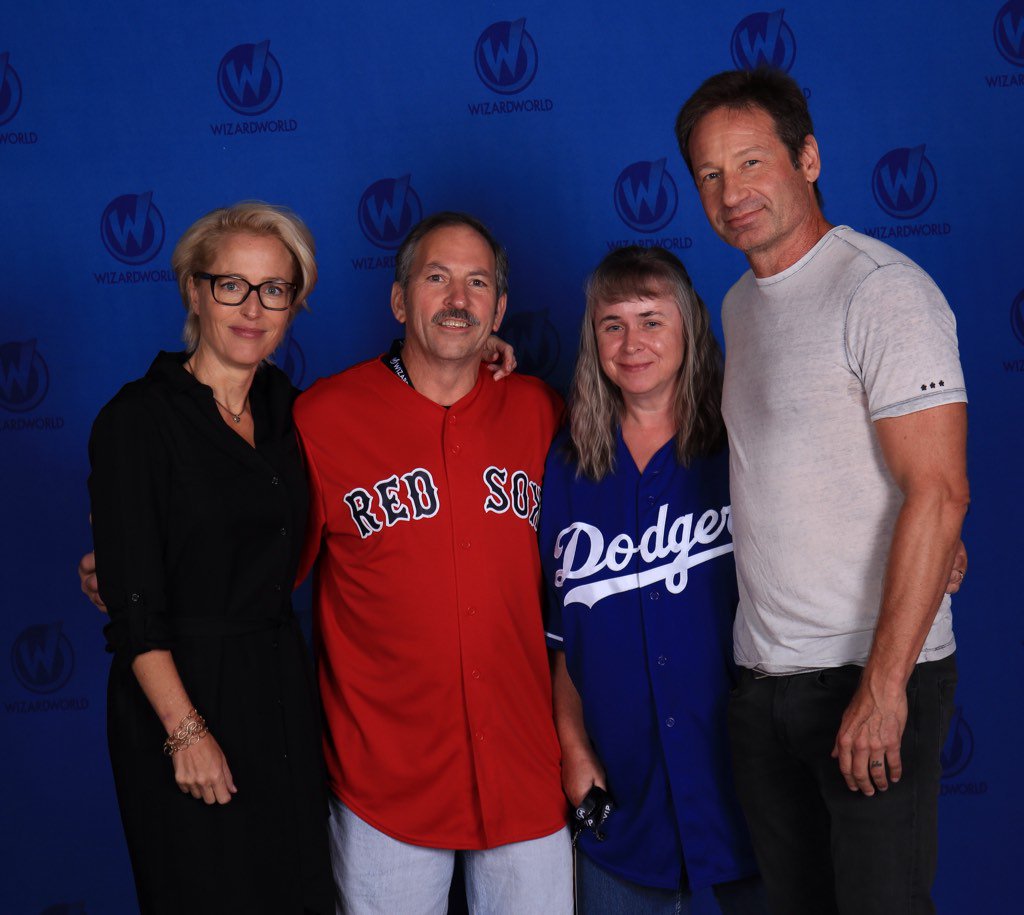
[88,394,174,658]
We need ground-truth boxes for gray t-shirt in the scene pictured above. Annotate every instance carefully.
[722,226,966,673]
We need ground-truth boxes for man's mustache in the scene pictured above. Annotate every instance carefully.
[431,308,480,327]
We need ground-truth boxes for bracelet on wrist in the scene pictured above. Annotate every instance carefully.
[163,707,209,755]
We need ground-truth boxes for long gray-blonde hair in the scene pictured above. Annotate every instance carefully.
[567,246,725,480]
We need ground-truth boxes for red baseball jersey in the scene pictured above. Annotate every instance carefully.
[294,358,566,849]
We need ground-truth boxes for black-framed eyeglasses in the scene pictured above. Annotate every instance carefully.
[195,272,296,311]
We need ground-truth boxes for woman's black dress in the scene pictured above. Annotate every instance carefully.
[88,351,334,914]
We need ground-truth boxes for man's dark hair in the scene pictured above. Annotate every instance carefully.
[674,67,823,208]
[395,211,509,299]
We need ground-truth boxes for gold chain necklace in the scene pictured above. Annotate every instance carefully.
[184,359,248,424]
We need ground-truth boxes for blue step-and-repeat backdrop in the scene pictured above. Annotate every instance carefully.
[2,2,1022,912]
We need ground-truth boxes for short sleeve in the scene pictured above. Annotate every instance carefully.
[844,263,967,420]
[88,393,173,658]
[538,445,566,652]
[543,576,565,651]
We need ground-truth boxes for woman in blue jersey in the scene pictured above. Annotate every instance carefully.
[539,246,765,914]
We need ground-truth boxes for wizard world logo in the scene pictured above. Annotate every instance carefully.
[613,160,678,234]
[100,192,165,265]
[11,622,75,694]
[357,175,423,250]
[730,9,797,71]
[871,146,938,220]
[0,340,49,413]
[474,19,539,94]
[0,51,23,125]
[1010,289,1024,347]
[994,0,1024,66]
[217,40,283,115]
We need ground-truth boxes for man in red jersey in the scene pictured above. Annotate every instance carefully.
[293,212,571,914]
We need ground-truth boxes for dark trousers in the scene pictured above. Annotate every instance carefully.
[727,655,957,915]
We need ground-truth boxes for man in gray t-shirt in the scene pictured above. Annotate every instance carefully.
[675,69,968,915]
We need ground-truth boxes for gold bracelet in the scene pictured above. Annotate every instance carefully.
[162,707,209,756]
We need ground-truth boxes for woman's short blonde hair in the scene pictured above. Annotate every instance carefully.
[171,201,317,352]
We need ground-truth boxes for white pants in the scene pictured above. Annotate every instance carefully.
[328,796,573,915]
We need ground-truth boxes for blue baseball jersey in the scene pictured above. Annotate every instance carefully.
[540,430,757,890]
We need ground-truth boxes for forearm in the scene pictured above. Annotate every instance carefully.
[865,487,968,693]
[132,649,236,802]
[130,650,195,735]
[552,653,594,755]
[551,651,605,804]
[834,403,967,792]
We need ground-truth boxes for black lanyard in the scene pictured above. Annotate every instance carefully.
[382,338,413,389]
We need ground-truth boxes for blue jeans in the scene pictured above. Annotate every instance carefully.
[327,796,572,914]
[575,851,767,914]
[727,655,958,915]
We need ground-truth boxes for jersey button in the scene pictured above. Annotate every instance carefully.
[657,655,667,666]
[466,606,477,616]
[471,669,481,680]
[279,527,287,537]
[271,475,280,485]
[450,444,461,455]
[448,415,457,425]
[649,590,660,601]
[475,731,484,741]
[459,540,471,550]
[665,717,675,728]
